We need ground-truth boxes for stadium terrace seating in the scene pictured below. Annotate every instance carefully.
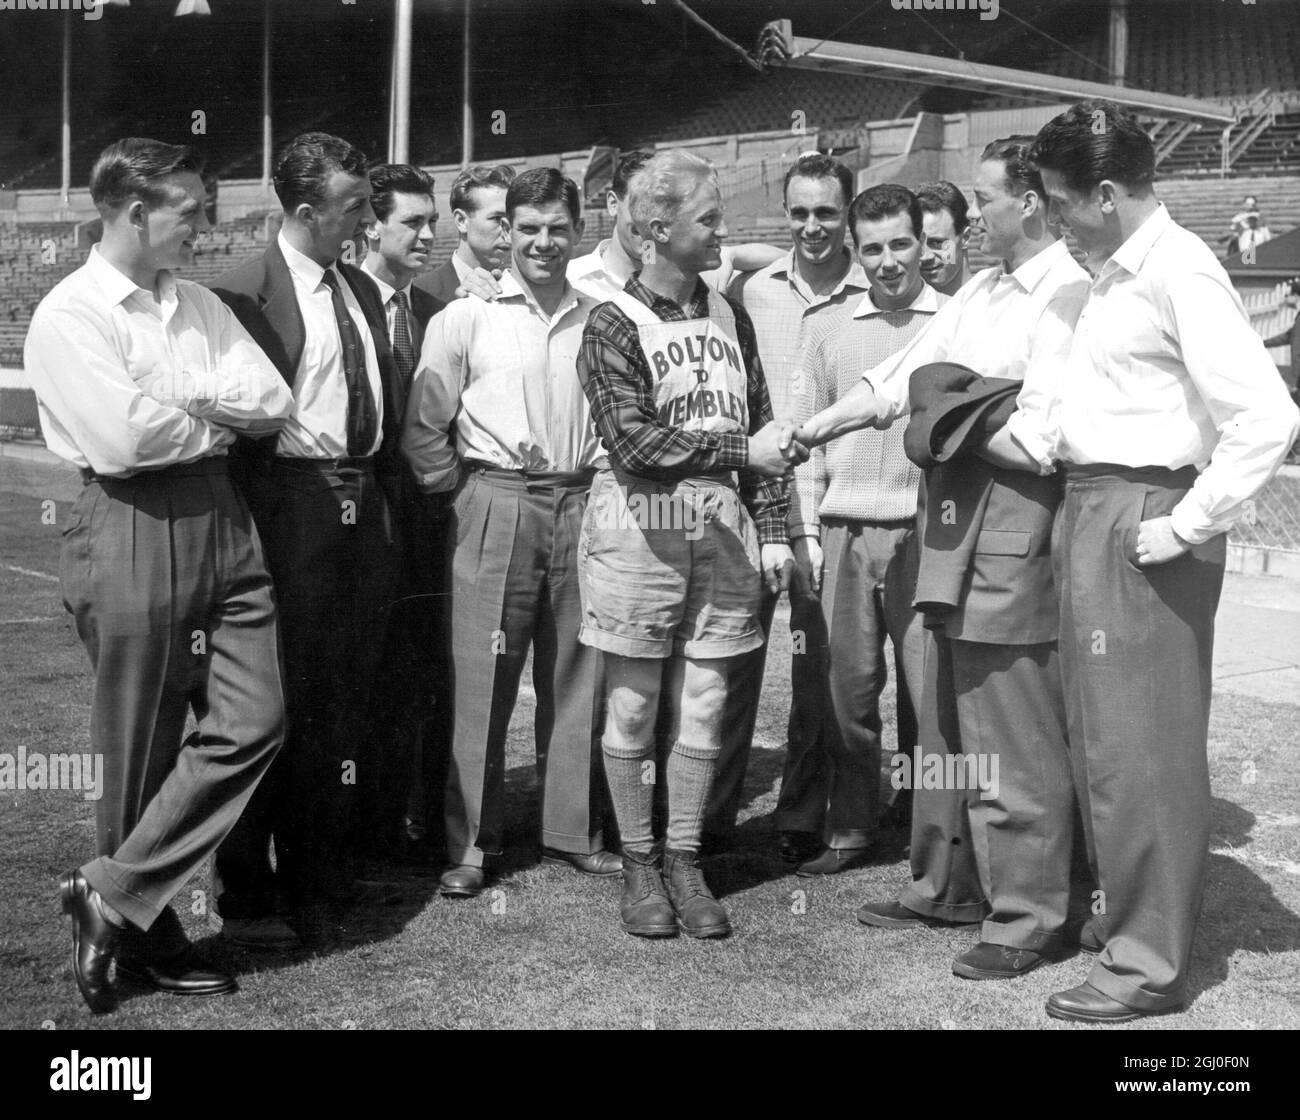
[643,72,922,145]
[1155,176,1300,252]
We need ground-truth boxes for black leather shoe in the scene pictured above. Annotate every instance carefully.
[776,831,821,864]
[542,847,623,876]
[58,870,122,1014]
[952,941,1047,980]
[856,898,982,930]
[619,849,677,938]
[439,865,485,898]
[1046,982,1172,1023]
[116,947,238,997]
[663,849,731,938]
[796,846,872,877]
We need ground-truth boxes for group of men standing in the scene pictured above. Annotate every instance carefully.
[28,98,1298,1024]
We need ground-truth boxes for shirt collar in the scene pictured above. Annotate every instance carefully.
[278,231,332,290]
[759,247,869,299]
[852,279,944,318]
[599,237,638,287]
[999,237,1071,293]
[360,258,411,305]
[1106,203,1171,278]
[626,273,711,318]
[451,253,474,282]
[567,243,606,281]
[85,244,153,307]
[498,269,588,322]
[86,245,179,320]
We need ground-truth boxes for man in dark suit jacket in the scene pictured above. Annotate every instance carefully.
[208,132,401,949]
[413,163,514,305]
[355,163,451,869]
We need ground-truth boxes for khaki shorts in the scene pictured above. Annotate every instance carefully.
[577,468,763,660]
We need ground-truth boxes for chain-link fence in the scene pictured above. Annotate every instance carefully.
[1231,465,1300,553]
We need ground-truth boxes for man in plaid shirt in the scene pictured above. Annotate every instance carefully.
[576,148,803,940]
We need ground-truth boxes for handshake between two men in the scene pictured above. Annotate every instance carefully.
[744,419,812,597]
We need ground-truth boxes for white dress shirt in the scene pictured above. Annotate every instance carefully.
[1050,204,1300,544]
[275,232,384,458]
[402,271,605,492]
[862,238,1090,473]
[23,245,292,477]
[568,238,638,302]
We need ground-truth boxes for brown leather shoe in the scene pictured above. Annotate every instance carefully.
[619,848,677,938]
[952,941,1047,980]
[58,870,123,1014]
[542,847,623,877]
[1046,982,1173,1023]
[663,849,731,939]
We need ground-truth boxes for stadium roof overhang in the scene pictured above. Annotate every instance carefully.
[775,31,1236,127]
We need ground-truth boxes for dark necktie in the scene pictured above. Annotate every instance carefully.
[391,289,416,397]
[321,268,377,456]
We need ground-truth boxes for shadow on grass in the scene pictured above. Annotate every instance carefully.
[1185,795,1300,1005]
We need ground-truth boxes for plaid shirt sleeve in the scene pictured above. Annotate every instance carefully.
[577,302,751,479]
[729,298,790,546]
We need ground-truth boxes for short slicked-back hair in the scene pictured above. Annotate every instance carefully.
[915,180,970,233]
[449,164,516,215]
[90,138,204,214]
[612,150,653,199]
[506,167,582,224]
[979,137,1046,200]
[848,183,923,243]
[1029,100,1155,195]
[782,153,853,211]
[627,148,718,234]
[368,163,435,222]
[273,131,369,212]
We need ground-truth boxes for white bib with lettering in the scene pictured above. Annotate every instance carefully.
[609,289,749,434]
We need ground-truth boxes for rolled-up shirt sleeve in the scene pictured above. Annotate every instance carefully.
[402,306,466,494]
[1166,272,1300,543]
[791,332,831,540]
[24,304,232,477]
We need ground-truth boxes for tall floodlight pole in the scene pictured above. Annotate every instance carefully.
[61,12,71,209]
[1109,0,1129,87]
[258,0,271,197]
[392,0,413,163]
[462,0,473,168]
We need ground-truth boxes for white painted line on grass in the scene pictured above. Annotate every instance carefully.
[0,617,60,625]
[1,563,58,583]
